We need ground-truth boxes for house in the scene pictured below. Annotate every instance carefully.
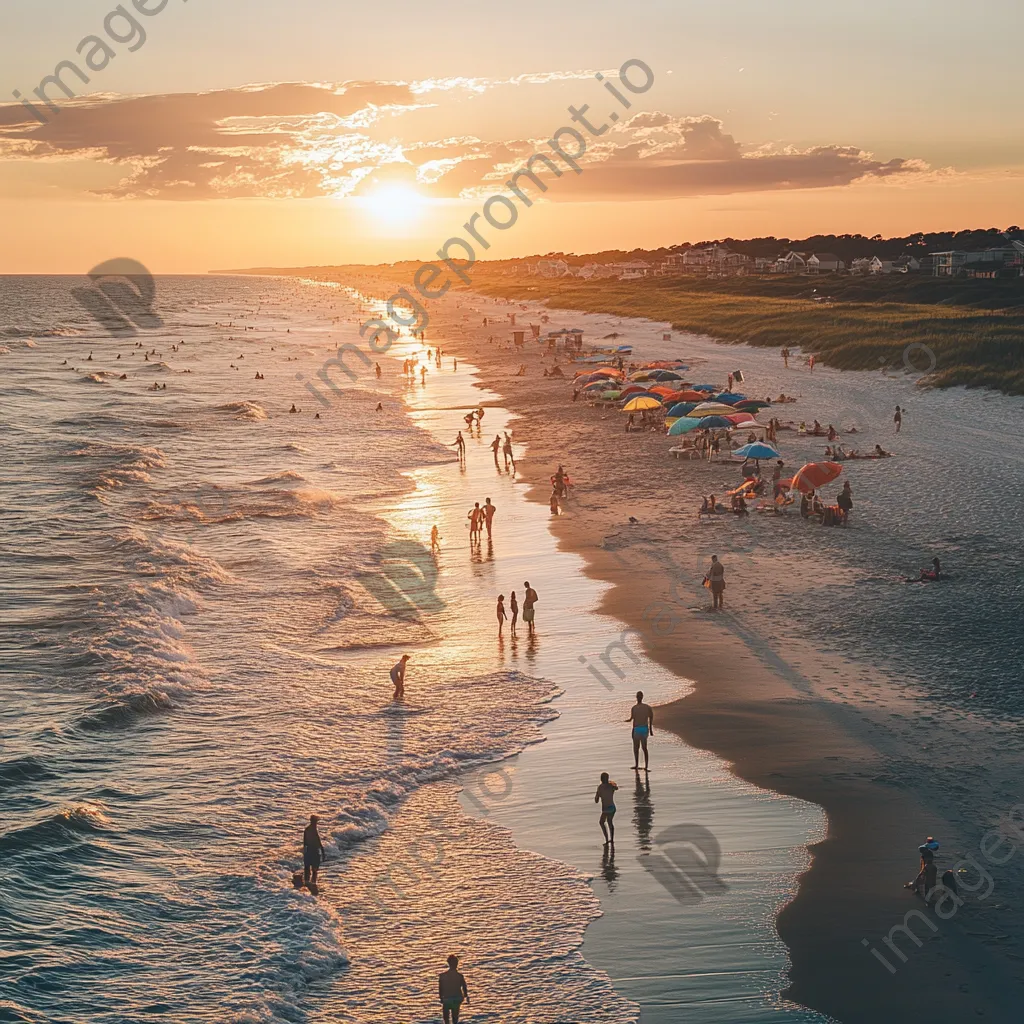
[610,259,653,280]
[806,253,846,274]
[931,241,1024,277]
[892,255,921,273]
[535,259,570,278]
[774,251,807,273]
[849,256,886,274]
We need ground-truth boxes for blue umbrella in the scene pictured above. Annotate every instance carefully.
[713,393,747,404]
[697,415,733,429]
[666,401,699,417]
[668,417,701,435]
[692,384,717,392]
[732,442,781,461]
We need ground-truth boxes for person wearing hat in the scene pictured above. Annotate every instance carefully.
[303,814,325,887]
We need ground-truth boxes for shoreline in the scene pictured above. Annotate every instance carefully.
[331,273,1022,1022]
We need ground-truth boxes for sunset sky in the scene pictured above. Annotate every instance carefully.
[2,0,1022,272]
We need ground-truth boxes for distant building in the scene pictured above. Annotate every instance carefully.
[611,259,653,280]
[774,251,807,273]
[930,241,1024,277]
[806,253,846,274]
[536,259,570,278]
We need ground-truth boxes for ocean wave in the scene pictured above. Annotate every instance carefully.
[218,401,269,421]
[0,802,111,856]
[0,325,84,338]
[283,443,311,454]
[0,755,57,792]
[249,470,308,485]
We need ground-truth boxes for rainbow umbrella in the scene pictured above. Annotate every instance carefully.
[686,402,737,417]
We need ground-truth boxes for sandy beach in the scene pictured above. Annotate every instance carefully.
[337,270,1024,1022]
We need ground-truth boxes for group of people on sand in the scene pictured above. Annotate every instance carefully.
[467,498,497,542]
[905,836,960,904]
[824,443,892,460]
[464,406,486,429]
[496,581,538,638]
[549,464,572,514]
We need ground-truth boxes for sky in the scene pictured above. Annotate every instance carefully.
[1,0,1022,272]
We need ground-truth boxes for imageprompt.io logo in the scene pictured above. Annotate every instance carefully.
[640,823,728,905]
[71,257,163,335]
[357,539,447,619]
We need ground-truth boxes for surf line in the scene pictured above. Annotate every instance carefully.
[297,57,656,409]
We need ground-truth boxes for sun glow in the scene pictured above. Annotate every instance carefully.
[360,184,427,231]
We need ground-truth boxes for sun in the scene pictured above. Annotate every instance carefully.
[360,184,426,231]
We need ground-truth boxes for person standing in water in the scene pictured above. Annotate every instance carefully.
[452,432,465,460]
[438,955,469,1023]
[302,814,325,887]
[503,433,515,473]
[490,435,501,463]
[390,654,410,700]
[496,594,507,635]
[627,691,654,772]
[509,591,519,637]
[522,581,538,636]
[430,525,441,554]
[375,363,382,378]
[483,498,496,539]
[894,405,902,433]
[468,502,483,541]
[595,772,618,845]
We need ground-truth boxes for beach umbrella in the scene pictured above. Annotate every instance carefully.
[736,400,771,412]
[712,393,747,404]
[692,384,718,392]
[600,390,622,400]
[673,389,707,402]
[667,401,699,417]
[732,442,781,461]
[618,384,650,398]
[651,370,685,381]
[668,417,702,435]
[725,413,759,425]
[790,461,843,495]
[623,395,663,412]
[658,391,689,403]
[697,415,734,429]
[648,385,678,397]
[686,402,736,417]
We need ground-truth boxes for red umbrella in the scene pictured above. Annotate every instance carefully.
[675,389,707,402]
[790,461,843,494]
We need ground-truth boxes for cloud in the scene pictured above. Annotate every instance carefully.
[0,84,930,202]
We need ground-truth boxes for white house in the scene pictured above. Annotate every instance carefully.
[806,253,846,274]
[611,260,653,280]
[536,259,570,278]
[774,251,807,273]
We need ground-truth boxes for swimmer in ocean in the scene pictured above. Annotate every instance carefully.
[595,772,618,845]
[627,690,654,772]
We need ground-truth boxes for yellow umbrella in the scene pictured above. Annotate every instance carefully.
[623,395,662,412]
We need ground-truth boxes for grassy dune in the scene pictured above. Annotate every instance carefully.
[471,275,1024,395]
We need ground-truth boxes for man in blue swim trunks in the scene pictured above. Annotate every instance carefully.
[438,954,469,1023]
[595,772,619,845]
[627,690,654,772]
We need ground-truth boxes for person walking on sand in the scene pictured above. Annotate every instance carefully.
[503,433,516,473]
[706,555,725,611]
[439,954,469,1023]
[509,590,519,637]
[808,354,815,371]
[452,431,466,460]
[595,772,618,845]
[390,654,410,700]
[453,358,458,372]
[627,691,654,772]
[782,347,789,369]
[483,497,496,539]
[302,814,325,887]
[375,363,382,378]
[490,434,501,463]
[430,525,441,554]
[496,594,507,635]
[894,405,902,433]
[522,581,538,636]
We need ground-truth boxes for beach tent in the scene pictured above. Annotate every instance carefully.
[732,442,781,461]
[667,417,702,435]
[623,395,663,412]
[790,461,843,494]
